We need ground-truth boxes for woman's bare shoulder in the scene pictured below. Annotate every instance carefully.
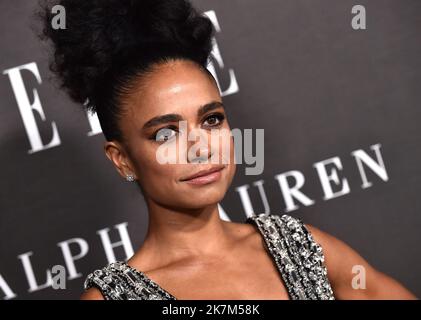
[80,287,105,300]
[304,223,417,299]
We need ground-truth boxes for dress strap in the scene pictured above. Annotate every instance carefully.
[83,261,175,300]
[246,213,335,300]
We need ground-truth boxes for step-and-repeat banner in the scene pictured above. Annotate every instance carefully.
[0,0,420,299]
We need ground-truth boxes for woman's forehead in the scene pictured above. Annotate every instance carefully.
[146,61,216,98]
[126,62,219,119]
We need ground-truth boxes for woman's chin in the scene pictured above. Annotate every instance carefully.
[176,192,225,209]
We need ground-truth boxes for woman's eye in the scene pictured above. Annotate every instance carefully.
[203,114,225,127]
[154,127,177,142]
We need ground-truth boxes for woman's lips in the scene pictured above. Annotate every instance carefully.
[181,166,225,185]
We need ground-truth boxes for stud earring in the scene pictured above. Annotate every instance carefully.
[125,174,135,182]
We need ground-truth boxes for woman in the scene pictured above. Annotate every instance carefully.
[39,0,416,300]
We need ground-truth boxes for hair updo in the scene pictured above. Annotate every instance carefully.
[39,0,216,142]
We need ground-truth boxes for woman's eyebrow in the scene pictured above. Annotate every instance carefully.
[197,101,225,118]
[142,101,224,130]
[142,114,182,129]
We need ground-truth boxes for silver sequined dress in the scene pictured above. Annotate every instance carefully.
[83,213,335,300]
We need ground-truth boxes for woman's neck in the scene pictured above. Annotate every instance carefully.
[131,201,242,272]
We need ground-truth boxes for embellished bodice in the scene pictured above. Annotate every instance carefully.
[83,214,335,300]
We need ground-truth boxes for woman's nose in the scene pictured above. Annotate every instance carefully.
[186,129,213,164]
[189,148,213,164]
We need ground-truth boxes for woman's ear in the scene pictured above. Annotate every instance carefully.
[104,141,137,180]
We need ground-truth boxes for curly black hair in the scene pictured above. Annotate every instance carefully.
[38,0,216,142]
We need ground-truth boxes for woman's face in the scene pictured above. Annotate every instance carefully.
[106,59,236,209]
